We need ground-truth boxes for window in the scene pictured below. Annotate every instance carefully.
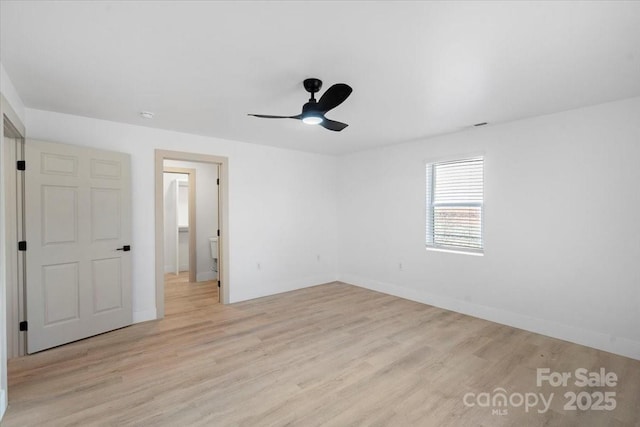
[426,156,484,253]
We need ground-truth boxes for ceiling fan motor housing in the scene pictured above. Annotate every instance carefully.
[303,78,323,94]
[302,101,322,114]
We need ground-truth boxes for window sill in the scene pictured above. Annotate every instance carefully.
[425,246,484,256]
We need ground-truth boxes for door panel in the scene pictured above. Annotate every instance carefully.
[92,258,123,313]
[42,185,78,244]
[42,262,79,325]
[91,158,121,179]
[41,152,78,176]
[25,139,132,353]
[91,188,120,240]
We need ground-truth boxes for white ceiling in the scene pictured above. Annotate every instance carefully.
[2,1,640,155]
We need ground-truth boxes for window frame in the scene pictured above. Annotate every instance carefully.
[425,154,485,255]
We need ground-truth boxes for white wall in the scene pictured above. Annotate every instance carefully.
[337,96,640,360]
[0,62,26,421]
[1,64,25,122]
[25,108,339,319]
[165,160,219,281]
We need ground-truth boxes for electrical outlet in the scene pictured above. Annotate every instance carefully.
[317,254,321,261]
[257,262,261,270]
[398,262,403,270]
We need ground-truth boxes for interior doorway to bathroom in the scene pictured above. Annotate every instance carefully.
[162,160,219,311]
[155,150,229,318]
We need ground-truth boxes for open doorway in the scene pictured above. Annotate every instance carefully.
[155,150,229,319]
[162,161,219,313]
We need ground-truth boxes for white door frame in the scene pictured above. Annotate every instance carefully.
[154,150,229,318]
[2,93,26,418]
[2,94,26,359]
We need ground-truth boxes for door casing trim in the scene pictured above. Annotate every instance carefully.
[2,94,26,359]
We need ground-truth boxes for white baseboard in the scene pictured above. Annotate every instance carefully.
[164,265,175,274]
[133,308,157,324]
[196,271,217,282]
[0,388,6,421]
[230,274,338,303]
[339,274,640,361]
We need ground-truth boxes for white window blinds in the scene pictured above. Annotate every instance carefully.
[426,157,484,252]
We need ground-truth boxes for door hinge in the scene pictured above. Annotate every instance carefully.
[218,281,221,288]
[17,160,26,171]
[18,241,27,251]
[19,321,28,331]
[217,229,220,237]
[217,178,219,185]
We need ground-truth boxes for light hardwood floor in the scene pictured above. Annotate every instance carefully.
[3,275,639,426]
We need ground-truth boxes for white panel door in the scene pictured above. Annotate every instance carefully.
[25,139,132,353]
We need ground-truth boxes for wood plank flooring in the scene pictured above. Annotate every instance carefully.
[3,275,639,426]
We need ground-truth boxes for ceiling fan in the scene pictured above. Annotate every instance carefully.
[248,78,352,131]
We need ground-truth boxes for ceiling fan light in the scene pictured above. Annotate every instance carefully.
[302,115,323,125]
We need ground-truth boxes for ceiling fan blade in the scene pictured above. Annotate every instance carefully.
[248,114,301,119]
[317,84,352,113]
[320,118,349,132]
